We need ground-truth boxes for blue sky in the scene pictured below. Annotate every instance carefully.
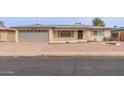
[0,17,124,27]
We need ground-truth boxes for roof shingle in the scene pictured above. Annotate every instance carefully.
[12,24,112,29]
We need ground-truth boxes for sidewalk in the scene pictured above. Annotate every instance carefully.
[0,42,124,56]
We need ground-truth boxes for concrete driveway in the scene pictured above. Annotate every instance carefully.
[0,42,124,56]
[0,42,48,56]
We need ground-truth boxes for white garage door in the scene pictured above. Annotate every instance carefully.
[18,30,49,42]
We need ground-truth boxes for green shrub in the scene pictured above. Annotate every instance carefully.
[103,37,108,41]
[103,37,112,41]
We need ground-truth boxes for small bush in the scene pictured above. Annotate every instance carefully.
[66,41,69,44]
[103,37,108,41]
[108,37,112,41]
[103,37,112,41]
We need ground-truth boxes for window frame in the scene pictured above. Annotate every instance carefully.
[93,30,104,36]
[58,31,74,38]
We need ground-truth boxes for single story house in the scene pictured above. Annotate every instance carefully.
[1,23,112,43]
[0,26,16,42]
[111,27,124,41]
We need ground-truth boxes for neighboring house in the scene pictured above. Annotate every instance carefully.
[12,23,112,43]
[111,27,124,41]
[0,26,16,42]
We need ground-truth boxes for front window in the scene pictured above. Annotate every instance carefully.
[93,30,103,36]
[58,31,74,37]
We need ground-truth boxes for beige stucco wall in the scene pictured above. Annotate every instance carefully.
[88,30,104,41]
[7,31,16,42]
[49,28,54,42]
[0,31,16,42]
[104,30,111,38]
[83,30,91,40]
[49,29,88,43]
[85,29,111,41]
[48,28,111,43]
[15,30,18,42]
[0,31,8,41]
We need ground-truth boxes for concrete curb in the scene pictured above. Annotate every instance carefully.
[40,51,124,56]
[0,51,124,57]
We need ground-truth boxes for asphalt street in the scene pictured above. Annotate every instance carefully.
[0,56,124,76]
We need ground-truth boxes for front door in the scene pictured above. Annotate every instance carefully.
[78,30,83,39]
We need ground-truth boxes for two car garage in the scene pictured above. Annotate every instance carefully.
[0,26,49,43]
[18,30,49,42]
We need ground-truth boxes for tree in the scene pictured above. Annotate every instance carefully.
[0,21,5,27]
[92,17,105,27]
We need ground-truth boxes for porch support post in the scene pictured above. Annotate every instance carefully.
[49,28,54,43]
[15,30,18,42]
[118,32,120,41]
